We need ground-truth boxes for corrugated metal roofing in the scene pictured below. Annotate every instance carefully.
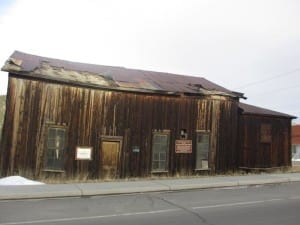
[239,102,296,118]
[1,51,244,98]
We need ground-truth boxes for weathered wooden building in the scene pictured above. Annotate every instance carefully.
[0,51,295,180]
[238,103,295,169]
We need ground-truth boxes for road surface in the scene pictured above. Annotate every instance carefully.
[0,182,300,225]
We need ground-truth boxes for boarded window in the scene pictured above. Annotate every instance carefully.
[195,132,210,170]
[260,124,272,143]
[44,127,66,171]
[151,131,170,172]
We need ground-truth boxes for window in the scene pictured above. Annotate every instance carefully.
[260,124,272,143]
[151,131,170,172]
[44,127,67,171]
[292,145,296,156]
[180,129,188,139]
[195,131,210,170]
[292,145,300,160]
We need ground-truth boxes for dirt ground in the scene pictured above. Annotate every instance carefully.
[291,161,300,172]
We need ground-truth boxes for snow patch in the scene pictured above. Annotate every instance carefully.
[0,176,44,185]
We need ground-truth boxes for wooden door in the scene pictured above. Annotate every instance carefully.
[101,141,120,179]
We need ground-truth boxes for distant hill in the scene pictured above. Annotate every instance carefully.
[0,95,6,139]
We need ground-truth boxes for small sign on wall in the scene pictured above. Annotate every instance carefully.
[132,146,140,153]
[175,140,192,153]
[76,146,92,160]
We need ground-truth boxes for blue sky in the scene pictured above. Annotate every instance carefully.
[0,0,299,123]
[0,0,14,14]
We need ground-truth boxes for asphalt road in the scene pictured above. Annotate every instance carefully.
[0,182,300,225]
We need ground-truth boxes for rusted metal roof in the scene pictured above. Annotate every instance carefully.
[1,51,245,98]
[239,102,296,119]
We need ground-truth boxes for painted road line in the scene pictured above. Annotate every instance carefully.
[192,198,283,210]
[0,208,180,225]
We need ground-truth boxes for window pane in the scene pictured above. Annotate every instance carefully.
[44,127,66,171]
[159,135,167,143]
[153,153,159,161]
[159,161,166,170]
[196,132,210,169]
[159,152,166,161]
[153,135,160,143]
[152,161,159,170]
[57,129,65,137]
[47,138,56,148]
[152,132,169,172]
[55,136,64,148]
[292,145,296,154]
[48,129,56,139]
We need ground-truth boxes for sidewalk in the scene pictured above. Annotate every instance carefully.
[1,173,300,200]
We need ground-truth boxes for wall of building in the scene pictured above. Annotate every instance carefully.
[0,75,239,179]
[0,95,6,151]
[238,114,292,168]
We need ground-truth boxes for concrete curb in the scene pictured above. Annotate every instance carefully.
[237,178,290,186]
[77,181,170,196]
[155,178,239,191]
[0,184,81,200]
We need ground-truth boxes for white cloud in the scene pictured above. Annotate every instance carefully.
[0,0,299,121]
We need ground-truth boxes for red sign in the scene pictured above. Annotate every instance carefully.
[175,140,192,153]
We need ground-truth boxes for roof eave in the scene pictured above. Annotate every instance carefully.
[241,112,297,119]
[5,69,241,98]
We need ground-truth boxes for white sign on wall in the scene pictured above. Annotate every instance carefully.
[76,146,92,160]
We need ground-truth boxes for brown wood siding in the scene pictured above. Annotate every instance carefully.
[238,114,292,168]
[0,75,239,179]
[292,125,300,145]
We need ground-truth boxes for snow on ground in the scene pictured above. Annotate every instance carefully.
[0,176,44,185]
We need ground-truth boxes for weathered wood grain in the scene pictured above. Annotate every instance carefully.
[239,114,291,168]
[0,75,269,180]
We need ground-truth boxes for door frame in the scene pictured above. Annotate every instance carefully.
[100,136,123,178]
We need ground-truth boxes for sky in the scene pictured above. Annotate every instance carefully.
[0,0,299,123]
